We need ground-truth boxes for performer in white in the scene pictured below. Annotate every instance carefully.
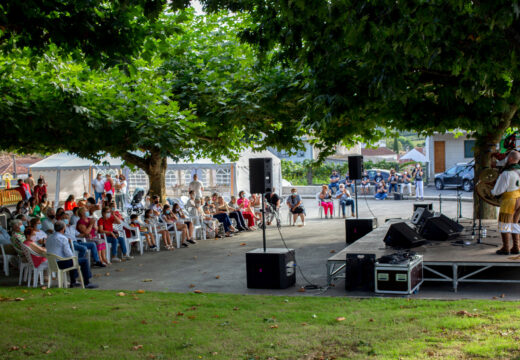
[491,151,520,255]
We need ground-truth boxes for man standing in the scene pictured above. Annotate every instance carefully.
[265,187,281,226]
[46,221,97,288]
[189,174,204,199]
[24,173,35,191]
[92,174,105,204]
[491,151,520,255]
[329,170,340,193]
[17,179,31,199]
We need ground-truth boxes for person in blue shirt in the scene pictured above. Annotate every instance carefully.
[344,173,355,193]
[46,221,97,288]
[374,180,388,200]
[336,184,355,217]
[286,188,306,227]
[388,169,399,194]
[328,171,340,193]
[360,172,371,195]
[400,171,412,196]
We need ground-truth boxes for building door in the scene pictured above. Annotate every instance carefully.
[434,141,446,173]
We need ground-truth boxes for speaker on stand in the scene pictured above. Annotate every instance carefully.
[348,155,363,219]
[246,158,296,289]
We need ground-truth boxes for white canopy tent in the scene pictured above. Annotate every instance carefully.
[29,150,281,204]
[400,148,427,163]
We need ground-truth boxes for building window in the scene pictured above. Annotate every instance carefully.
[165,170,178,187]
[464,140,476,158]
[184,170,208,186]
[216,168,231,185]
[128,169,149,189]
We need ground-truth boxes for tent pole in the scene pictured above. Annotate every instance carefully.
[54,169,61,209]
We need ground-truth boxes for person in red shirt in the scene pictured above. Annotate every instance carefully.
[33,177,47,204]
[17,179,32,200]
[64,195,77,211]
[23,227,47,269]
[97,207,132,262]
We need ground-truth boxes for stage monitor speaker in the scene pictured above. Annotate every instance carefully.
[413,203,433,212]
[411,207,433,227]
[246,248,296,289]
[249,158,273,194]
[420,215,463,241]
[345,218,374,244]
[345,253,375,291]
[348,155,363,180]
[393,193,403,200]
[384,222,426,248]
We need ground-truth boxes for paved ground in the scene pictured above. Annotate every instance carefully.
[4,198,520,300]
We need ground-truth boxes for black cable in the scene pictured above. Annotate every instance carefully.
[274,221,328,292]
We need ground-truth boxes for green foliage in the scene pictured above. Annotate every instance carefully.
[202,0,520,145]
[2,288,520,359]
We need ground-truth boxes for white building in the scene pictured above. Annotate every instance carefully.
[424,132,475,179]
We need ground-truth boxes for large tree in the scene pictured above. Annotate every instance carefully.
[0,11,305,200]
[200,0,520,218]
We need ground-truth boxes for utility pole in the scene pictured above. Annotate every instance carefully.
[12,154,17,179]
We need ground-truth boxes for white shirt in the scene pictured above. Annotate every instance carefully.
[189,180,204,198]
[120,180,128,194]
[92,178,105,193]
[491,169,520,196]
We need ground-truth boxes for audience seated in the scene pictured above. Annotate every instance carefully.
[64,195,77,211]
[172,203,195,241]
[29,218,47,245]
[287,188,305,226]
[374,180,388,200]
[97,206,132,262]
[61,213,105,268]
[265,187,280,226]
[144,209,173,250]
[328,170,340,193]
[70,207,80,226]
[400,171,412,196]
[336,184,355,218]
[193,198,221,238]
[388,169,398,194]
[360,172,371,195]
[76,207,108,265]
[319,184,334,219]
[28,197,41,217]
[23,227,47,269]
[161,204,191,246]
[46,221,97,288]
[203,196,235,237]
[216,196,248,231]
[42,208,56,234]
[236,191,256,230]
[130,214,156,249]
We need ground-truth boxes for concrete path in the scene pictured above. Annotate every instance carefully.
[4,198,519,300]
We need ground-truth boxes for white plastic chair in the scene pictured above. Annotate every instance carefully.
[46,253,84,289]
[151,223,165,251]
[180,196,189,205]
[191,216,206,240]
[116,222,143,256]
[21,243,48,288]
[1,244,14,276]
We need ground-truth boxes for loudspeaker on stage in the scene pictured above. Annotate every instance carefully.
[384,222,426,248]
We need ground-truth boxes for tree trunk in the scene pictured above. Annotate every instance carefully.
[145,151,167,203]
[473,106,518,219]
[121,149,168,203]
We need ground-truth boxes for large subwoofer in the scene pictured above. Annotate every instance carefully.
[246,248,296,289]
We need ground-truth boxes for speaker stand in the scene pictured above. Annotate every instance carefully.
[261,193,267,252]
[354,179,359,219]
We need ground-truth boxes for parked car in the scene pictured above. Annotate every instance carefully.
[434,162,474,192]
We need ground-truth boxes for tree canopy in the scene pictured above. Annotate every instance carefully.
[0,10,306,198]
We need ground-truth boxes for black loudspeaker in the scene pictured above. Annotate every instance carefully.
[420,215,463,241]
[246,248,296,289]
[413,203,433,212]
[249,158,273,194]
[345,253,375,291]
[411,207,433,227]
[345,218,374,244]
[384,222,426,248]
[394,193,403,200]
[348,155,363,180]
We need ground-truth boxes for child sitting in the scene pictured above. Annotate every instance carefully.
[130,214,156,250]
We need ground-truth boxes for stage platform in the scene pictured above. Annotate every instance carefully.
[327,219,520,292]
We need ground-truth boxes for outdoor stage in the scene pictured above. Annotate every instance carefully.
[327,219,520,292]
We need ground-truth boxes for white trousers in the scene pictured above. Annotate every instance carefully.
[400,183,412,195]
[415,180,424,198]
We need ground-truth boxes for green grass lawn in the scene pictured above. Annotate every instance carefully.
[1,288,520,359]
